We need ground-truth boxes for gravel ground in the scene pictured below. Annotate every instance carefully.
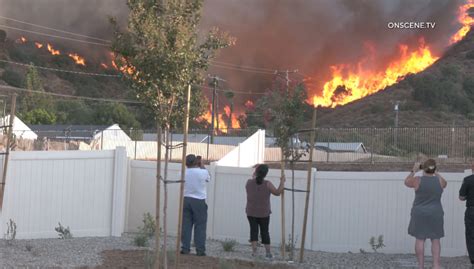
[0,236,142,268]
[0,235,472,268]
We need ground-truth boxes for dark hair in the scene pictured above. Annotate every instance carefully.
[186,154,196,167]
[255,164,269,185]
[422,159,437,174]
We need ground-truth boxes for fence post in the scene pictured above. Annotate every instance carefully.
[209,162,217,239]
[326,128,330,163]
[134,139,137,160]
[465,127,469,163]
[370,128,374,164]
[111,147,128,236]
[100,131,104,150]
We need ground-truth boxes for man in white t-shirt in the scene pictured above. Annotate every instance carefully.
[180,154,210,256]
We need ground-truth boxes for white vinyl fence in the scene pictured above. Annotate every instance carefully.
[127,160,472,256]
[0,148,128,239]
[0,149,470,256]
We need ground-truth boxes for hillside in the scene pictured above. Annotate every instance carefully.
[0,31,152,129]
[316,29,474,127]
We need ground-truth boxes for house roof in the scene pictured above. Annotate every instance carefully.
[315,142,367,153]
[29,125,109,140]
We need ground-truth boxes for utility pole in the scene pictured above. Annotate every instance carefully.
[394,101,400,128]
[275,69,299,92]
[393,100,400,147]
[208,75,226,144]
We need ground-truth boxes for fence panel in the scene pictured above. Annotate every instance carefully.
[0,149,128,239]
[127,160,472,256]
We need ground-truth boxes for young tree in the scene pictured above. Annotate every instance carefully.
[110,1,233,268]
[266,82,309,260]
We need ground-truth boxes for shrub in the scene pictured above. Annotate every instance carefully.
[55,222,73,239]
[2,69,23,87]
[464,78,474,101]
[133,212,156,247]
[133,232,149,247]
[369,235,385,252]
[140,212,156,238]
[0,29,6,43]
[440,64,461,81]
[22,108,57,124]
[466,50,474,60]
[221,239,237,252]
[4,219,17,245]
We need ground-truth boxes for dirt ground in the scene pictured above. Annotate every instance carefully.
[94,250,293,269]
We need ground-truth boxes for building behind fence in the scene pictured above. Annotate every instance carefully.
[2,126,474,163]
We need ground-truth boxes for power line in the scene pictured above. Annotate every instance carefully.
[0,15,111,43]
[0,85,143,104]
[197,85,267,95]
[209,63,276,75]
[0,24,110,47]
[209,60,276,72]
[0,59,121,77]
[0,59,272,95]
[0,16,313,80]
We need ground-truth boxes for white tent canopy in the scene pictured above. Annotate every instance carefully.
[1,115,38,140]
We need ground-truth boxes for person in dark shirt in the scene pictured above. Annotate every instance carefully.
[459,160,474,265]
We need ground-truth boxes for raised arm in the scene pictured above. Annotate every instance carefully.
[405,162,420,189]
[267,177,285,196]
[435,172,447,189]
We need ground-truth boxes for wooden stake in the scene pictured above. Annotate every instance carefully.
[299,108,317,263]
[163,128,170,269]
[155,123,162,269]
[0,94,16,210]
[280,149,286,258]
[175,85,191,269]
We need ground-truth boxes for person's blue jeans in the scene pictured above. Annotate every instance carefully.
[181,197,208,254]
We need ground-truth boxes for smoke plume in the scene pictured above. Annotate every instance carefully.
[0,0,466,108]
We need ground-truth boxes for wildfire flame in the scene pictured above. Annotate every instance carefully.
[312,39,439,108]
[244,100,254,109]
[309,1,472,108]
[35,42,43,49]
[100,63,109,69]
[68,53,86,66]
[16,36,27,44]
[450,0,474,44]
[198,105,241,133]
[47,44,61,56]
[112,59,136,75]
[223,105,240,129]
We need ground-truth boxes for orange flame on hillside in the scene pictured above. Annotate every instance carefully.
[244,100,254,109]
[47,44,61,56]
[35,42,43,49]
[312,39,439,108]
[101,63,109,69]
[450,0,474,44]
[68,53,86,66]
[198,105,241,133]
[16,36,27,44]
[223,105,240,129]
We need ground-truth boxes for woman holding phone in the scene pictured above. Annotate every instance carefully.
[405,159,447,269]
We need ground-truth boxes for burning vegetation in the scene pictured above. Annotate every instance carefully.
[311,0,473,108]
